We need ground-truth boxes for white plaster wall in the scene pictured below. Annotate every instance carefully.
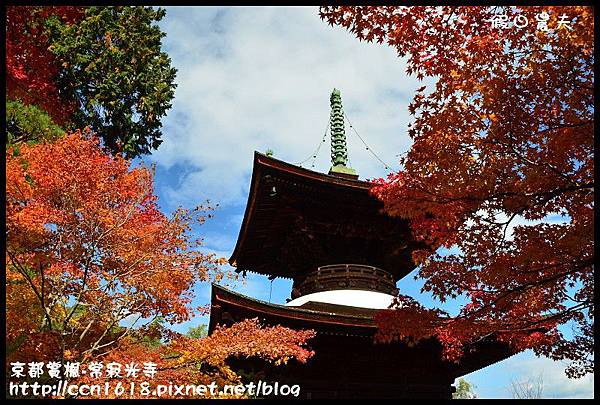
[285,289,395,309]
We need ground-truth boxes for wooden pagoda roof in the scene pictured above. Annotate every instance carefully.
[209,283,377,333]
[229,152,426,281]
[209,284,517,378]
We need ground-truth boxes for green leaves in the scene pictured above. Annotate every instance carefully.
[453,378,477,399]
[5,100,65,145]
[49,6,177,158]
[186,324,208,339]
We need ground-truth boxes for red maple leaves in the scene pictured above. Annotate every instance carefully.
[6,6,83,124]
[321,6,594,377]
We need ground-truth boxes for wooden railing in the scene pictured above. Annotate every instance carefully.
[293,264,398,298]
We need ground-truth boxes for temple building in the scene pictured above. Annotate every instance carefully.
[208,89,514,399]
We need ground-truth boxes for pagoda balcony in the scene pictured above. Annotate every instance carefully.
[292,264,399,299]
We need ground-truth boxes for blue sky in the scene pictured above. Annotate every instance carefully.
[139,6,593,399]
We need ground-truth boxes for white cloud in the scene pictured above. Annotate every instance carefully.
[499,352,594,399]
[464,350,594,399]
[152,6,425,208]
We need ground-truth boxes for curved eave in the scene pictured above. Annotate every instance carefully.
[208,284,520,376]
[229,151,373,268]
[210,283,376,325]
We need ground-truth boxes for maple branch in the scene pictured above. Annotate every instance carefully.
[82,306,127,358]
[91,313,161,360]
[62,183,151,332]
[38,261,52,330]
[7,249,54,331]
[452,259,593,324]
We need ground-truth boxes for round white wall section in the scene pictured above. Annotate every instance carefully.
[285,289,396,309]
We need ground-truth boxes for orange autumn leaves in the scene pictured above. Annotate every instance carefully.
[70,319,315,399]
[7,131,214,328]
[6,133,315,396]
[321,6,593,377]
[7,131,214,362]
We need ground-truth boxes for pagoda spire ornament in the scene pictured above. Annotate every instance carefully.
[328,89,358,179]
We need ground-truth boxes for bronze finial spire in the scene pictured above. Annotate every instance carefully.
[329,89,358,179]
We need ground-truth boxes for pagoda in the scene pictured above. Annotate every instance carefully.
[208,89,515,399]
